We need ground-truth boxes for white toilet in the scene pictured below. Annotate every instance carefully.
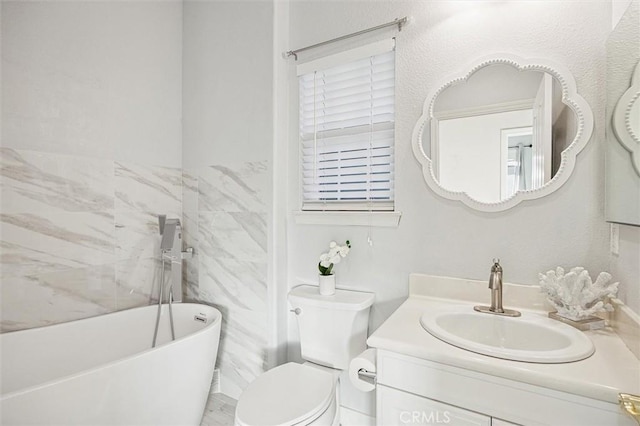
[235,285,375,426]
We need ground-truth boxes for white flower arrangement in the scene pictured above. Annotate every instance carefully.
[539,266,619,321]
[318,240,351,276]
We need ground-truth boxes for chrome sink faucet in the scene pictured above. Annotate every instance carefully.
[474,259,521,317]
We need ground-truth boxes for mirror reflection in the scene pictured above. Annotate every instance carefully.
[612,61,640,176]
[426,64,577,203]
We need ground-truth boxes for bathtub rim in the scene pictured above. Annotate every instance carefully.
[1,302,222,400]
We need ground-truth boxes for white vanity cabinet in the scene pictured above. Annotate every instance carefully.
[378,385,491,426]
[375,350,635,426]
[378,385,519,425]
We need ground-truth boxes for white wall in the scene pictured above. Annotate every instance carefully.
[182,0,273,169]
[181,0,275,399]
[1,0,183,331]
[283,4,640,390]
[284,0,619,368]
[2,1,182,166]
[278,1,610,414]
[281,1,616,416]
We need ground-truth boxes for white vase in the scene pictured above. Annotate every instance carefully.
[318,274,336,296]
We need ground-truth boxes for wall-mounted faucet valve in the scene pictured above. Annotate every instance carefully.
[157,215,184,303]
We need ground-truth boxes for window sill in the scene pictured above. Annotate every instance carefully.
[292,211,402,227]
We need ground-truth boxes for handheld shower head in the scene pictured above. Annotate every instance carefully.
[158,215,167,235]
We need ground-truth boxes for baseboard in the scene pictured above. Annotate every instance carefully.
[611,298,640,360]
[340,406,376,426]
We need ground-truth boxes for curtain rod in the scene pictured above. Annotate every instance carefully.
[285,16,409,60]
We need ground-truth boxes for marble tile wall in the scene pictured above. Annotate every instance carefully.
[183,161,270,399]
[0,148,182,332]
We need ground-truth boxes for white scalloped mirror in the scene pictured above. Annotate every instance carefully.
[412,55,594,212]
[612,60,640,176]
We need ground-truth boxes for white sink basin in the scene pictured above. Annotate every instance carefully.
[420,306,595,363]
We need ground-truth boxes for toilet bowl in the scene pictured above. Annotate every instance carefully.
[235,285,375,426]
[235,362,339,426]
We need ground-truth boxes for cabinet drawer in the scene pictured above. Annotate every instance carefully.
[377,385,491,426]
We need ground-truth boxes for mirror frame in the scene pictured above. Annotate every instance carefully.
[411,54,594,212]
[612,60,640,177]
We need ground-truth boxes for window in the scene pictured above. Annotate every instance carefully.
[298,40,395,211]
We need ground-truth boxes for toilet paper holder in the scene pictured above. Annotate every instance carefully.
[357,368,377,385]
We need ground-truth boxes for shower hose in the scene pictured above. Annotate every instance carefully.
[151,250,176,348]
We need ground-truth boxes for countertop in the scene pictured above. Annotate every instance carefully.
[366,275,640,405]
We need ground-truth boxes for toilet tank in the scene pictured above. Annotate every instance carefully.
[288,285,375,370]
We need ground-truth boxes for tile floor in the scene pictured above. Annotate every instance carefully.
[200,393,237,426]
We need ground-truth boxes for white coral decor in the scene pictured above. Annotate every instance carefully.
[538,267,619,321]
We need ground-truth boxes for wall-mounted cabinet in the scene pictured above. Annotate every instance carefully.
[606,1,640,226]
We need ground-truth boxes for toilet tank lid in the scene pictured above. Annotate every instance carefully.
[289,285,375,310]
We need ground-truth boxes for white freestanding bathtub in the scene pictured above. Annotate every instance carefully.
[0,303,222,425]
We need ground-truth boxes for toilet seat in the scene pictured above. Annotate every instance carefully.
[235,362,336,426]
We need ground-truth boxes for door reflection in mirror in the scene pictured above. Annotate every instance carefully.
[503,129,533,199]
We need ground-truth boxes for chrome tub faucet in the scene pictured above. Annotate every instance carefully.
[157,215,195,304]
[474,259,521,317]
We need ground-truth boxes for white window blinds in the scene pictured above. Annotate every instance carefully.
[298,40,395,211]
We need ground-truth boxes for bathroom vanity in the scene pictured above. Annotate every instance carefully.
[367,275,640,426]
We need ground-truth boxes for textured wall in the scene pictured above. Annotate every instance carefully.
[284,0,615,357]
[283,2,625,417]
[182,0,274,399]
[0,1,183,332]
[288,1,624,370]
